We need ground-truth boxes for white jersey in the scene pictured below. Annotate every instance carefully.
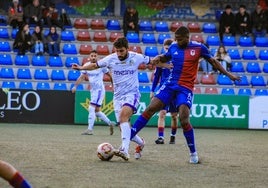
[97,51,150,97]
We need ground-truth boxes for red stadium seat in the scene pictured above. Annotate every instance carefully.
[96,45,110,55]
[129,45,142,53]
[105,84,113,91]
[103,73,112,82]
[82,57,91,65]
[90,19,105,30]
[187,22,201,33]
[193,87,201,94]
[77,30,91,41]
[93,31,107,42]
[204,87,218,94]
[194,76,200,84]
[74,18,89,29]
[200,74,216,85]
[138,63,147,70]
[170,21,183,32]
[79,44,93,55]
[109,32,123,42]
[190,34,204,43]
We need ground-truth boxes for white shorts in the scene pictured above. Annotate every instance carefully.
[90,88,105,107]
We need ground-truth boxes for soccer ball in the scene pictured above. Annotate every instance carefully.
[97,142,114,161]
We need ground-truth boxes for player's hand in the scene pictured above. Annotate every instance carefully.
[157,62,174,69]
[71,63,81,70]
[227,73,241,82]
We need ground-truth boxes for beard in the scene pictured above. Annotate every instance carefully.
[118,54,128,61]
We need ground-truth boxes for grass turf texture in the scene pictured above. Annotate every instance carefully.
[0,123,267,188]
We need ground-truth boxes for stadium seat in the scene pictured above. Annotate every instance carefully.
[51,70,66,81]
[144,46,158,57]
[234,75,249,86]
[2,81,16,89]
[19,81,33,90]
[70,83,84,91]
[158,33,171,44]
[139,85,151,93]
[53,83,68,90]
[230,61,245,72]
[74,18,89,29]
[104,84,113,91]
[90,19,105,30]
[251,75,266,86]
[62,43,77,54]
[126,32,140,43]
[0,41,11,52]
[106,19,121,30]
[93,31,107,42]
[142,33,156,44]
[82,57,90,65]
[11,28,19,39]
[193,87,201,94]
[242,49,257,60]
[49,56,63,67]
[254,89,268,96]
[246,62,261,73]
[204,87,218,94]
[138,72,149,83]
[258,49,268,60]
[200,74,216,84]
[138,63,147,70]
[0,28,9,39]
[0,68,15,78]
[255,36,268,47]
[187,22,201,32]
[76,30,91,41]
[227,49,241,60]
[61,30,75,41]
[238,88,252,96]
[222,35,236,46]
[32,55,46,66]
[96,45,110,55]
[0,54,12,65]
[239,36,253,47]
[129,46,142,53]
[206,35,220,46]
[221,88,235,95]
[36,82,50,90]
[217,74,233,85]
[109,32,123,42]
[170,21,183,32]
[202,22,217,33]
[139,20,153,31]
[262,62,268,73]
[15,55,30,66]
[79,44,93,55]
[34,69,49,80]
[17,68,31,79]
[155,21,169,32]
[190,34,204,43]
[103,73,112,82]
[67,70,80,81]
[65,56,79,67]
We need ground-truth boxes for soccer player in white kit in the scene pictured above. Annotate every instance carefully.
[72,50,115,135]
[72,37,167,160]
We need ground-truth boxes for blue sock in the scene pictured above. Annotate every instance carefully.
[158,127,164,138]
[183,126,196,153]
[171,126,177,136]
[21,180,32,188]
[130,112,150,139]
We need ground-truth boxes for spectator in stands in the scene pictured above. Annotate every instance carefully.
[31,25,45,56]
[23,0,43,26]
[199,43,214,74]
[219,4,236,42]
[123,3,139,37]
[43,3,64,30]
[8,0,24,29]
[214,45,231,72]
[45,26,61,56]
[13,23,33,55]
[251,4,267,39]
[235,4,251,36]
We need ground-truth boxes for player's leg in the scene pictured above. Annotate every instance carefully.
[169,112,178,144]
[81,103,96,135]
[155,109,166,144]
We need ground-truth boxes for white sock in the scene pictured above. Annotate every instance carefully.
[131,135,144,146]
[96,111,111,125]
[87,106,96,130]
[120,122,131,154]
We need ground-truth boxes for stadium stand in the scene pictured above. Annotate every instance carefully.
[15,55,30,66]
[0,54,12,65]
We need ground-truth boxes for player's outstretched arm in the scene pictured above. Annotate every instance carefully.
[72,63,98,71]
[150,55,173,69]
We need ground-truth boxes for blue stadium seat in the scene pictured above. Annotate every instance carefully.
[246,62,261,73]
[227,49,241,59]
[36,82,50,90]
[2,81,16,89]
[202,22,217,33]
[65,56,79,67]
[144,46,158,57]
[255,36,268,47]
[106,19,121,30]
[230,61,245,72]
[126,32,140,43]
[0,28,9,39]
[139,20,153,31]
[142,33,156,44]
[157,33,171,44]
[34,69,49,80]
[221,88,235,95]
[15,55,30,66]
[258,50,268,60]
[70,83,84,91]
[61,30,75,41]
[67,70,80,81]
[238,88,252,96]
[0,68,15,79]
[239,36,253,47]
[138,72,149,83]
[49,56,63,67]
[0,41,11,52]
[262,62,268,73]
[53,83,68,90]
[17,68,32,79]
[51,70,66,81]
[0,54,12,65]
[62,43,77,54]
[0,15,7,26]
[155,21,169,32]
[251,75,266,86]
[234,75,249,86]
[217,74,233,85]
[242,49,257,60]
[222,35,236,46]
[19,82,33,90]
[206,35,220,46]
[11,28,19,39]
[139,85,151,93]
[255,89,268,96]
[32,55,46,66]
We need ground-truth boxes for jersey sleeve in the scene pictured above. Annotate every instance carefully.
[136,53,150,65]
[151,67,162,92]
[102,67,109,74]
[201,43,213,59]
[97,56,110,68]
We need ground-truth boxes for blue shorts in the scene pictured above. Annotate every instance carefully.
[155,84,193,109]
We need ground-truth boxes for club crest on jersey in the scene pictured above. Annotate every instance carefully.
[190,50,196,56]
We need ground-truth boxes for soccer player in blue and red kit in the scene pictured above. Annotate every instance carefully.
[130,26,241,164]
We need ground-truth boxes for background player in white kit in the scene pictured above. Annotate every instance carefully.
[71,50,115,135]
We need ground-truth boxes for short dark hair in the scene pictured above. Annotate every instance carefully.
[240,4,246,9]
[113,37,129,49]
[175,26,190,36]
[163,38,173,46]
[225,4,231,9]
[89,50,98,54]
